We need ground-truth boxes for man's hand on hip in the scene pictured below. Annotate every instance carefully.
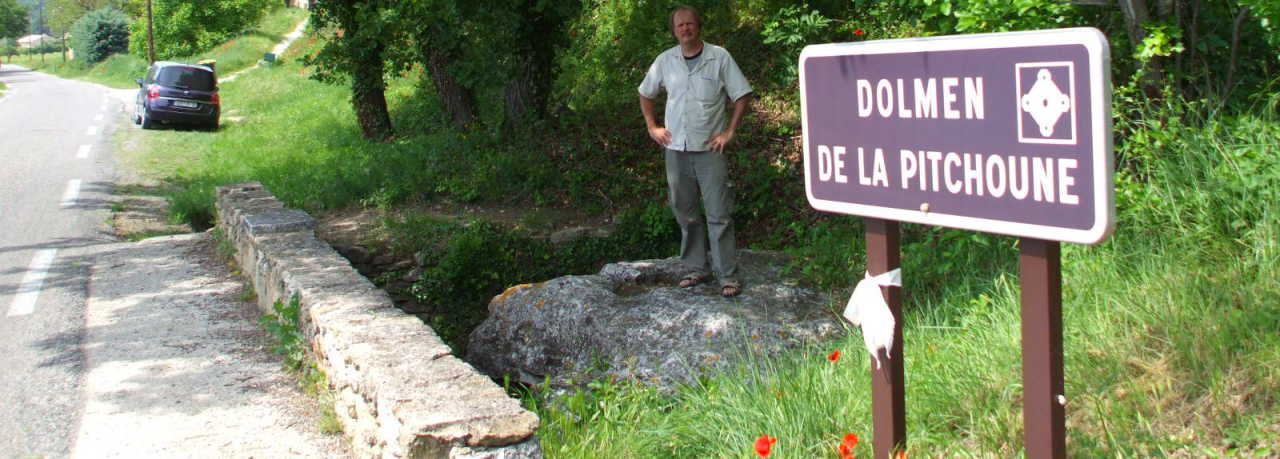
[706,130,734,153]
[648,126,672,147]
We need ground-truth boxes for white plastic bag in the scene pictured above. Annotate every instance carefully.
[842,269,901,369]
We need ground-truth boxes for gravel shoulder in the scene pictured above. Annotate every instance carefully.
[74,232,350,458]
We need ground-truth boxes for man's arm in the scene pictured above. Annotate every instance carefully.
[706,93,752,154]
[640,95,672,147]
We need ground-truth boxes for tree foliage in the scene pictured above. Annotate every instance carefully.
[304,0,1279,142]
[14,0,37,34]
[1110,0,1279,102]
[47,0,127,34]
[126,0,275,59]
[0,0,28,38]
[382,0,478,129]
[307,0,580,137]
[69,6,128,64]
[488,0,580,130]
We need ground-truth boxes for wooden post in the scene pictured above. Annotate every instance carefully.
[865,218,905,458]
[1019,238,1065,458]
[146,0,155,64]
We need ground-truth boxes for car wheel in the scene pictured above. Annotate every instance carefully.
[140,106,154,130]
[205,117,219,132]
[133,102,142,125]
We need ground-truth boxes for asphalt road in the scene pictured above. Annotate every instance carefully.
[0,64,351,458]
[0,64,119,458]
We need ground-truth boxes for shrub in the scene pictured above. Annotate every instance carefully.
[128,0,277,60]
[167,185,216,231]
[388,202,677,350]
[32,38,63,54]
[70,7,130,64]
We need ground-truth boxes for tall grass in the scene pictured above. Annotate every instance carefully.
[526,99,1280,457]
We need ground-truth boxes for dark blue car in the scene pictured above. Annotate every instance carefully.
[134,61,220,130]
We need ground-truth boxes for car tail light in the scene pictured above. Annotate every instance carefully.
[147,84,160,100]
[211,92,220,107]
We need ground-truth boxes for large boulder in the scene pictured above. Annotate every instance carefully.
[466,250,844,389]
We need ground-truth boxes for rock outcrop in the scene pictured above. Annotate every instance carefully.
[467,251,844,388]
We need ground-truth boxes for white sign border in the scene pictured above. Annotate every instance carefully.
[799,27,1114,245]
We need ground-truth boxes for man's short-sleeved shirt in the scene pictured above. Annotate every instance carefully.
[638,43,752,152]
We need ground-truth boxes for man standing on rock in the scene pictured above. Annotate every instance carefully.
[638,5,753,297]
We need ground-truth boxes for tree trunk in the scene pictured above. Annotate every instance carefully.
[1179,0,1200,98]
[424,44,477,129]
[146,0,154,64]
[1118,0,1165,98]
[501,42,553,131]
[503,56,541,131]
[502,2,562,131]
[352,43,393,141]
[1118,0,1150,49]
[1224,6,1250,98]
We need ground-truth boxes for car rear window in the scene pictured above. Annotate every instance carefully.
[156,66,216,91]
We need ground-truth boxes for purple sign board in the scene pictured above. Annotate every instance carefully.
[801,28,1113,244]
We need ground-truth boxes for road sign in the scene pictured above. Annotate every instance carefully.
[800,28,1113,244]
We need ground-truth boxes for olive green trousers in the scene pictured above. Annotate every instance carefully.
[665,148,738,283]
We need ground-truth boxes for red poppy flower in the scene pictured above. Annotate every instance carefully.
[895,450,907,459]
[854,28,865,37]
[838,433,859,459]
[754,435,777,457]
[828,350,841,362]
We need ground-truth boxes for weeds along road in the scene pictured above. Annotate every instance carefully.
[0,64,118,457]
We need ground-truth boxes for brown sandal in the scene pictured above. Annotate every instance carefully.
[720,280,742,297]
[679,272,708,288]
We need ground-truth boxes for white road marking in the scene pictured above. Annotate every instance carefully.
[7,249,58,317]
[61,179,81,208]
[77,144,91,159]
[86,126,98,136]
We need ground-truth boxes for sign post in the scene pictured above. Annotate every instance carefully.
[865,218,904,456]
[800,28,1112,458]
[1020,238,1065,457]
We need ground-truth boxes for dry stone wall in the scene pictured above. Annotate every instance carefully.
[215,182,541,459]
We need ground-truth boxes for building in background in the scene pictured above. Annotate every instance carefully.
[16,33,53,48]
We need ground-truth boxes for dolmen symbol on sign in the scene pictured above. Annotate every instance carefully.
[800,27,1113,244]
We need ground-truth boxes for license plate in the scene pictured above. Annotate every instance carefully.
[174,100,198,109]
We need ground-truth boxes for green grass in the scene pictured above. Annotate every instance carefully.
[126,57,375,228]
[522,104,1280,456]
[192,7,308,76]
[2,7,305,89]
[124,30,573,230]
[527,234,1278,458]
